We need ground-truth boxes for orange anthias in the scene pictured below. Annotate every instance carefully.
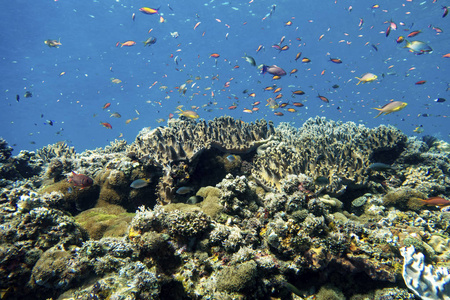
[419,197,450,207]
[100,122,112,129]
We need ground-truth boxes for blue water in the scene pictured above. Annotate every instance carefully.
[1,1,449,155]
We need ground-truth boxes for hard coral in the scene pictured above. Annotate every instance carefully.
[253,117,406,195]
[383,187,427,211]
[128,116,274,204]
[75,204,134,240]
[215,260,258,293]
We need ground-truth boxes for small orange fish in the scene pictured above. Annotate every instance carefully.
[139,7,159,15]
[228,105,237,110]
[102,102,111,109]
[274,112,284,116]
[407,30,421,38]
[256,45,264,52]
[275,94,283,100]
[210,53,220,58]
[272,75,281,80]
[287,108,296,112]
[317,94,329,103]
[295,52,302,61]
[264,86,275,91]
[292,90,305,95]
[415,80,426,85]
[273,87,282,93]
[252,101,261,106]
[419,197,450,207]
[243,108,253,113]
[290,69,298,75]
[100,122,112,129]
[292,102,304,107]
[302,58,311,63]
[194,22,201,30]
[285,21,292,26]
[120,41,136,47]
[279,102,288,108]
[280,45,289,51]
[443,53,450,58]
[329,58,342,64]
[248,93,256,98]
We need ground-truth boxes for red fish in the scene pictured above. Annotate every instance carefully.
[407,30,421,38]
[100,122,112,129]
[415,80,426,85]
[68,171,93,188]
[102,102,111,109]
[419,197,450,207]
[210,53,220,58]
[317,94,329,103]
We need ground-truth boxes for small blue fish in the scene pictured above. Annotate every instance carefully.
[368,163,392,171]
[176,186,194,195]
[130,179,150,189]
[314,176,330,186]
[226,154,237,162]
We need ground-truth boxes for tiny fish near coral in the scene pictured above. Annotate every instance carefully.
[68,171,93,189]
[176,186,195,195]
[368,162,392,171]
[130,179,150,189]
[418,197,450,207]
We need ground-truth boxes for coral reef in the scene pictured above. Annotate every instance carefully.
[0,138,13,161]
[252,117,407,194]
[1,116,450,299]
[128,116,275,204]
[35,141,76,163]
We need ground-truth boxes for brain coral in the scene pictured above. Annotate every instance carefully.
[252,117,407,194]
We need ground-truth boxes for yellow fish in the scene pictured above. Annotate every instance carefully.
[373,101,407,118]
[355,73,377,85]
[178,109,199,119]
